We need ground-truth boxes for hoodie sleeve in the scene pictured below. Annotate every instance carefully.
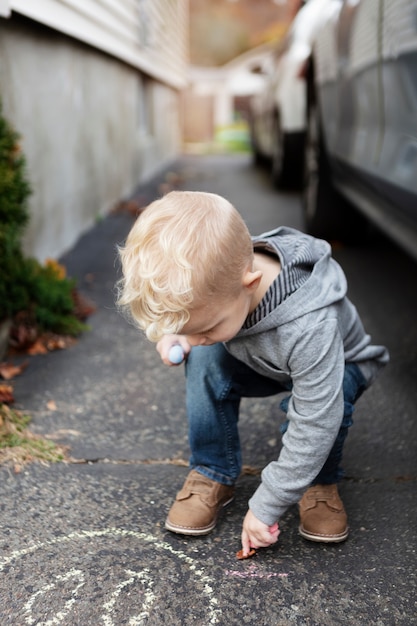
[249,317,345,526]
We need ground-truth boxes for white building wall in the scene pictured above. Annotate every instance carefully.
[0,1,188,261]
[6,0,188,88]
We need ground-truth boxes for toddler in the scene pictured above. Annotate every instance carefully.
[117,190,388,556]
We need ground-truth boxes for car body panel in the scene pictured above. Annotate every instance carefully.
[311,0,417,258]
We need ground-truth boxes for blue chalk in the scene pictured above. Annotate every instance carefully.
[168,344,184,364]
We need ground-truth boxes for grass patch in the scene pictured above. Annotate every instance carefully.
[214,121,251,153]
[0,403,68,469]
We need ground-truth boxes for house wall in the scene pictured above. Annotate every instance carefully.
[4,0,188,89]
[0,2,188,262]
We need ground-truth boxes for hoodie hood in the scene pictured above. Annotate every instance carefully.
[235,226,347,337]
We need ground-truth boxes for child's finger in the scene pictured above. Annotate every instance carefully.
[240,530,252,556]
[268,522,280,543]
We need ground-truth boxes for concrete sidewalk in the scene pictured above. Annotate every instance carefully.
[1,154,415,625]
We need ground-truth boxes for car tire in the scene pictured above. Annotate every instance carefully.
[252,142,266,167]
[303,98,369,244]
[271,115,304,190]
[249,117,267,167]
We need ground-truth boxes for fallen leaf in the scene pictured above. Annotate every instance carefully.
[111,198,145,217]
[0,361,29,380]
[45,336,67,351]
[71,289,96,321]
[9,319,38,350]
[27,340,48,355]
[0,384,14,404]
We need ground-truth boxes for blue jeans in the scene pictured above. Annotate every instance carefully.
[185,343,367,487]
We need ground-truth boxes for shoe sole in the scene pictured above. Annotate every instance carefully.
[298,524,349,543]
[164,496,234,536]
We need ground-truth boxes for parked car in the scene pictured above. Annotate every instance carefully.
[249,0,333,189]
[303,0,417,260]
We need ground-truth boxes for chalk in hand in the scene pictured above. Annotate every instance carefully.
[168,344,184,364]
[236,548,256,560]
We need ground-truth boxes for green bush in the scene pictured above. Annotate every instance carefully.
[0,102,31,321]
[17,258,87,335]
[0,102,87,336]
[0,108,31,232]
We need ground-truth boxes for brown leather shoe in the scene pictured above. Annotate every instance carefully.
[299,484,349,543]
[165,470,235,535]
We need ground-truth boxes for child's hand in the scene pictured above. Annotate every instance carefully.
[241,509,280,556]
[156,335,190,366]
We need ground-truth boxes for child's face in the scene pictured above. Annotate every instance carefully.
[180,287,253,346]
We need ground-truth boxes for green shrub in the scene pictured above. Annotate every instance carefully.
[0,102,88,336]
[17,258,88,336]
[0,107,31,231]
[0,102,31,321]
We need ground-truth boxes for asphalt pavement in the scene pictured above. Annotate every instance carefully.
[1,154,416,625]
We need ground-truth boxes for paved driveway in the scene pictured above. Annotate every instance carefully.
[1,154,416,625]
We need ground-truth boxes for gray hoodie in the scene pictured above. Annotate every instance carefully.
[225,227,389,525]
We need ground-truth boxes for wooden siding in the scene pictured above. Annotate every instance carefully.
[6,0,188,88]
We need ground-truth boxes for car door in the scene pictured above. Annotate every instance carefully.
[377,0,417,224]
[333,0,417,233]
[306,0,417,258]
[333,0,383,179]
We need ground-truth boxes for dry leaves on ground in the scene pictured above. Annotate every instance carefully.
[0,361,28,380]
[0,403,69,471]
[0,384,14,404]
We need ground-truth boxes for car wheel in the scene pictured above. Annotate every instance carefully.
[271,115,304,190]
[249,117,266,167]
[303,101,342,239]
[251,141,266,167]
[303,99,368,243]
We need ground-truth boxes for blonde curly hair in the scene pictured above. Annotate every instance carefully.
[117,190,253,341]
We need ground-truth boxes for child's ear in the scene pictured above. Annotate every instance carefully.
[242,269,262,292]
